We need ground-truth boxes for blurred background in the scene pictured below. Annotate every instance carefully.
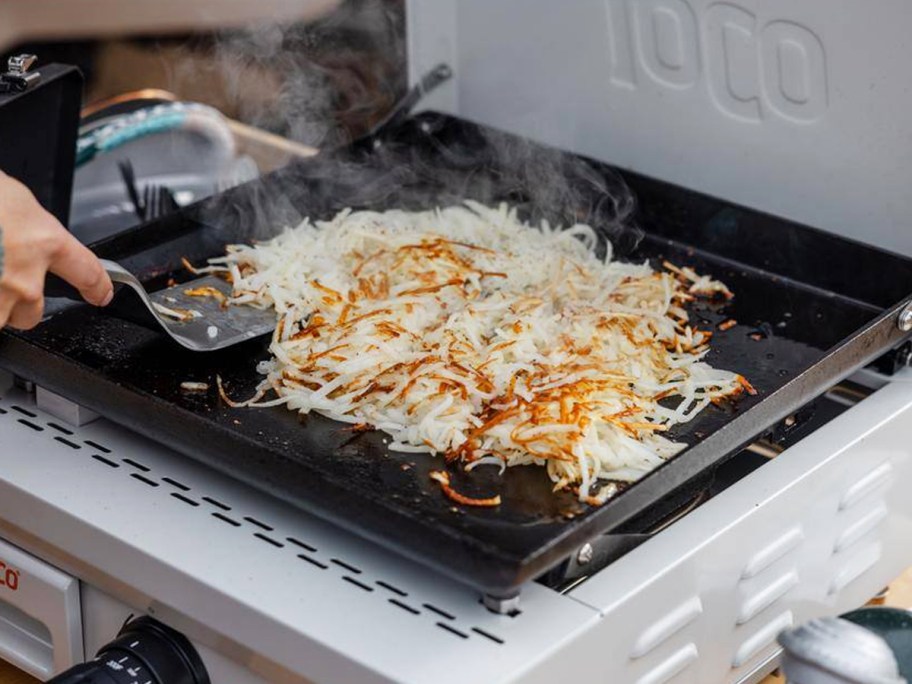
[0,0,408,244]
[2,0,407,147]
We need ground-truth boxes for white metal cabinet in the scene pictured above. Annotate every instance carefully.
[0,538,83,679]
[407,0,912,258]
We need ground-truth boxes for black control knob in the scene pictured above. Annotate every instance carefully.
[49,616,210,684]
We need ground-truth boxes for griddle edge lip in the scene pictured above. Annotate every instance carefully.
[0,335,533,592]
[3,298,910,595]
[4,109,912,593]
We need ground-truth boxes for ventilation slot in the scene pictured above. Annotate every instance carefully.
[331,559,362,574]
[437,623,469,639]
[298,554,328,570]
[244,516,273,531]
[376,581,407,597]
[84,440,111,453]
[471,628,504,644]
[171,493,200,507]
[732,611,793,668]
[130,473,159,487]
[389,599,420,615]
[423,604,455,620]
[202,496,231,511]
[342,576,373,592]
[212,513,242,528]
[286,537,317,553]
[631,596,702,659]
[4,396,508,646]
[254,533,284,548]
[91,454,119,468]
[738,531,801,637]
[122,458,150,472]
[737,571,798,625]
[162,477,190,492]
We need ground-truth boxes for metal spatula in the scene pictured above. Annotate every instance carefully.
[45,259,276,351]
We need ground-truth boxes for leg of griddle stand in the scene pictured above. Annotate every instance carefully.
[482,591,521,616]
[34,385,100,427]
[12,375,34,394]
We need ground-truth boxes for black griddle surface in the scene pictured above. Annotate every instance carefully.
[3,113,911,593]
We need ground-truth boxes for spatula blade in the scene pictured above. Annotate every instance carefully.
[148,275,276,351]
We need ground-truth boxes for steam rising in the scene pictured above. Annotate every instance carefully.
[192,6,640,255]
[205,3,405,148]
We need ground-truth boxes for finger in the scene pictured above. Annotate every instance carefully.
[48,231,113,306]
[6,298,44,331]
[0,294,14,330]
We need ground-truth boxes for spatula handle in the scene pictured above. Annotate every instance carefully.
[44,272,84,301]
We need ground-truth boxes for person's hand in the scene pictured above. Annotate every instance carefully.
[0,170,113,330]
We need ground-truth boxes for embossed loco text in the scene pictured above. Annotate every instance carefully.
[606,0,828,122]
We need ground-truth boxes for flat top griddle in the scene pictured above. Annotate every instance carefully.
[2,113,911,594]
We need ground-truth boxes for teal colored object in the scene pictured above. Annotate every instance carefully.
[76,108,189,167]
[844,608,912,681]
[98,112,186,152]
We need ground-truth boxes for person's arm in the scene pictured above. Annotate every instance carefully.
[0,170,113,330]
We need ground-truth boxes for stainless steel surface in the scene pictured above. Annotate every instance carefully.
[103,260,276,352]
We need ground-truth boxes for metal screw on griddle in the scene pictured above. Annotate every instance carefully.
[898,345,912,369]
[900,304,912,333]
[577,543,594,565]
